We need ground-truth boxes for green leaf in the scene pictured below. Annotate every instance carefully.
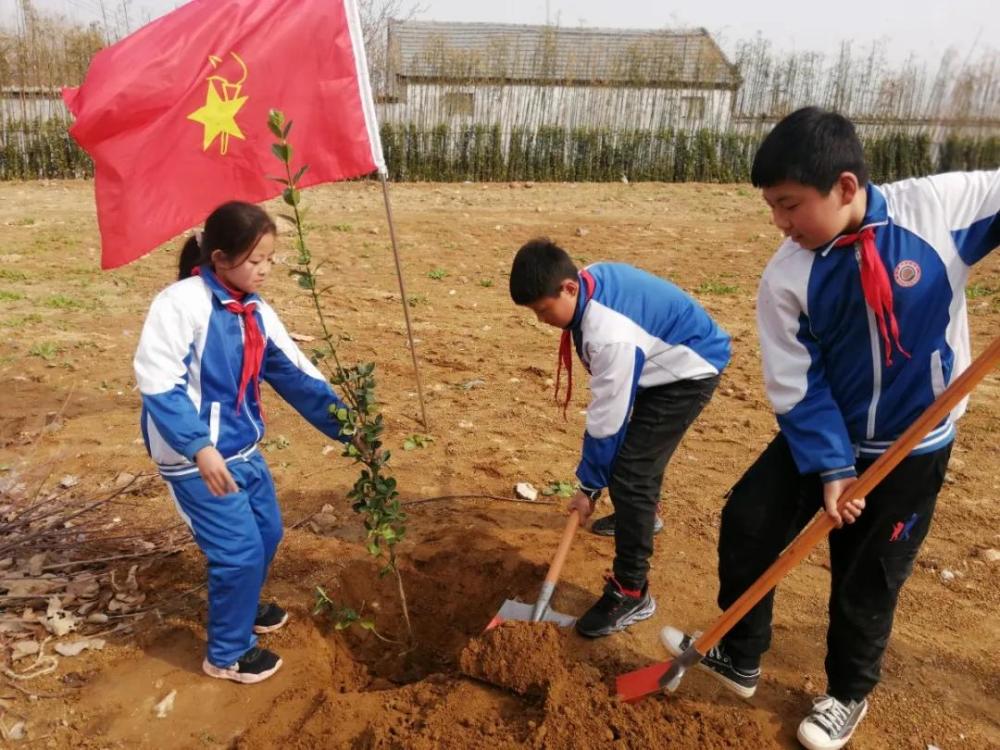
[293,164,309,183]
[267,109,285,138]
[283,187,301,207]
[266,175,289,185]
[297,274,314,290]
[271,143,291,163]
[283,121,294,138]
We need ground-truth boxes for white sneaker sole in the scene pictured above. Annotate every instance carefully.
[796,701,868,750]
[253,611,289,634]
[202,656,283,684]
[659,628,757,699]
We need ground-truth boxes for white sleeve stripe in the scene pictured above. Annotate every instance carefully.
[586,342,640,439]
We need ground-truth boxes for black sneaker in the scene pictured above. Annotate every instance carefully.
[202,646,283,684]
[797,695,869,750]
[590,513,665,537]
[253,602,289,634]
[575,576,656,638]
[659,626,760,698]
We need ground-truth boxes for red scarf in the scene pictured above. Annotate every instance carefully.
[194,267,265,418]
[555,269,596,418]
[833,227,910,367]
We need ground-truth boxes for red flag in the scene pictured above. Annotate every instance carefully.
[63,0,384,269]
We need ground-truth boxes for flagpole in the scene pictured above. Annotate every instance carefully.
[379,172,430,430]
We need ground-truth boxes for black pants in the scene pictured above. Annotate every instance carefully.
[609,375,719,590]
[718,433,951,702]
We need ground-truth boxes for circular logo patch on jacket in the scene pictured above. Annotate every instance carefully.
[893,260,921,287]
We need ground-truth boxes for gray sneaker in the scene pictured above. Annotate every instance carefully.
[797,695,869,750]
[590,513,664,537]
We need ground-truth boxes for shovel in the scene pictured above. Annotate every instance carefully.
[486,509,581,630]
[616,333,1000,703]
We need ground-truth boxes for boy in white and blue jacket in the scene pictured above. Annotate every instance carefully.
[135,201,353,684]
[510,239,731,638]
[660,108,999,750]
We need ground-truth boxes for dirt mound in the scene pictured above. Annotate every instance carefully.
[459,621,569,696]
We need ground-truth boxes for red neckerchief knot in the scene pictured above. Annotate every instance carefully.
[195,267,266,420]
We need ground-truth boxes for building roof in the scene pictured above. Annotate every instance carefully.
[387,20,740,89]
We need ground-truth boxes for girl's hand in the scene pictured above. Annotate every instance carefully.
[195,446,239,497]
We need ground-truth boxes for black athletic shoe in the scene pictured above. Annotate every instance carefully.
[659,626,760,698]
[590,513,664,537]
[202,646,283,684]
[253,602,289,634]
[575,576,656,638]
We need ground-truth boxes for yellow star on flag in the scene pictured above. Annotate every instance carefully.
[187,84,247,153]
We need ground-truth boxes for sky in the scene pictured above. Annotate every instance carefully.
[5,0,1000,66]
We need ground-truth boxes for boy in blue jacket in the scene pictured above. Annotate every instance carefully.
[661,108,999,750]
[510,240,731,637]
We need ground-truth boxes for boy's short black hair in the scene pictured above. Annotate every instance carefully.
[509,238,579,305]
[750,107,869,193]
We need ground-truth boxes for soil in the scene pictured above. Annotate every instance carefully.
[0,180,997,749]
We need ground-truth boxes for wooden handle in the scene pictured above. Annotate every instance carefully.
[694,334,1000,655]
[544,509,581,586]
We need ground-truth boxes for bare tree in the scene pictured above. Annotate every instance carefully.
[359,0,423,99]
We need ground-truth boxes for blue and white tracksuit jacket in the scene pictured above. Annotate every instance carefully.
[758,170,1000,482]
[134,267,349,667]
[570,263,732,494]
[134,268,349,477]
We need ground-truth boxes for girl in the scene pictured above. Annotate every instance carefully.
[134,201,352,684]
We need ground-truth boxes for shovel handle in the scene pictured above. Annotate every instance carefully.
[693,333,1000,657]
[529,509,581,621]
[544,508,581,586]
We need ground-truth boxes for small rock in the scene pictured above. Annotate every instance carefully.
[154,689,177,718]
[575,227,590,237]
[458,421,474,429]
[321,504,335,514]
[313,512,339,534]
[321,445,337,456]
[113,472,136,488]
[461,379,486,390]
[940,569,956,583]
[979,548,1000,563]
[8,721,25,740]
[86,613,109,624]
[514,483,539,502]
[59,475,80,489]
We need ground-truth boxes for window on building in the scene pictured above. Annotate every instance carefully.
[443,91,474,117]
[682,96,705,121]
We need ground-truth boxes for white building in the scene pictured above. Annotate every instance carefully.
[377,20,742,133]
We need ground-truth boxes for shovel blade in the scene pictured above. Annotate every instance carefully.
[615,659,680,703]
[485,599,576,631]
